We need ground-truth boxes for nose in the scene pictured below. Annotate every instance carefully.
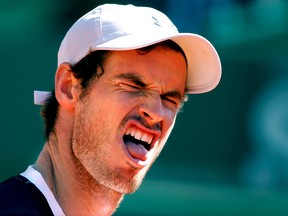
[139,94,165,126]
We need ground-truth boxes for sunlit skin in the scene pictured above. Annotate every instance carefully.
[34,47,187,216]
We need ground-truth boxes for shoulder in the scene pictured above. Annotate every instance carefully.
[0,175,54,216]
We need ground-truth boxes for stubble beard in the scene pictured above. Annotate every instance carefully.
[71,103,149,196]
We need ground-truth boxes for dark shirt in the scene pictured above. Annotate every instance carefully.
[0,175,54,215]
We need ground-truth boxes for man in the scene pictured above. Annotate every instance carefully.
[0,3,221,216]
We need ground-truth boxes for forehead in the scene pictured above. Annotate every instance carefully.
[103,49,187,93]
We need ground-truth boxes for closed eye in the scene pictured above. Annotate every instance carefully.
[119,82,141,90]
[161,91,182,106]
[161,96,181,108]
[116,73,147,89]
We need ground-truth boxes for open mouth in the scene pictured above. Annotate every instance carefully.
[123,134,151,151]
[123,126,154,152]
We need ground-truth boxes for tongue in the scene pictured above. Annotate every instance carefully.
[126,141,148,161]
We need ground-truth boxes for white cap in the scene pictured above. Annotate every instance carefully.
[35,4,221,105]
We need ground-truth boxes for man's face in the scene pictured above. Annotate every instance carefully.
[72,47,187,194]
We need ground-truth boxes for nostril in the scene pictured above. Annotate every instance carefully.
[141,110,157,122]
[142,111,150,118]
[139,99,165,124]
[140,109,164,124]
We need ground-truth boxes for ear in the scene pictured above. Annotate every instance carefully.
[55,63,79,111]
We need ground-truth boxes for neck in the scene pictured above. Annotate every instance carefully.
[34,134,124,216]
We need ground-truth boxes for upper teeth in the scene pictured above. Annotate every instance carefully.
[125,127,153,144]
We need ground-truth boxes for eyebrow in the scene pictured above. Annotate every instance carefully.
[115,72,184,101]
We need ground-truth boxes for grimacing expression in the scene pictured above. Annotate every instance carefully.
[72,47,187,194]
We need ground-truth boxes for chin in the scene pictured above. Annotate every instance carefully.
[109,170,147,194]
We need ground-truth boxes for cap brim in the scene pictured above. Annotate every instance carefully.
[93,33,221,94]
[34,33,221,105]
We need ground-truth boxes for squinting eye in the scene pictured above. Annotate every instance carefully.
[119,82,140,90]
[162,96,179,106]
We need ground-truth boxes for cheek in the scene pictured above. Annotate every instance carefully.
[72,107,94,157]
[153,119,175,160]
[162,116,176,143]
[152,115,177,160]
[110,93,140,118]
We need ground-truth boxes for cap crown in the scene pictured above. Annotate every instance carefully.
[58,4,179,66]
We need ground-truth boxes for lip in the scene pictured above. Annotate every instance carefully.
[121,120,161,168]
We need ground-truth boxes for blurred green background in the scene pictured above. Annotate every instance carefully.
[1,0,288,215]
